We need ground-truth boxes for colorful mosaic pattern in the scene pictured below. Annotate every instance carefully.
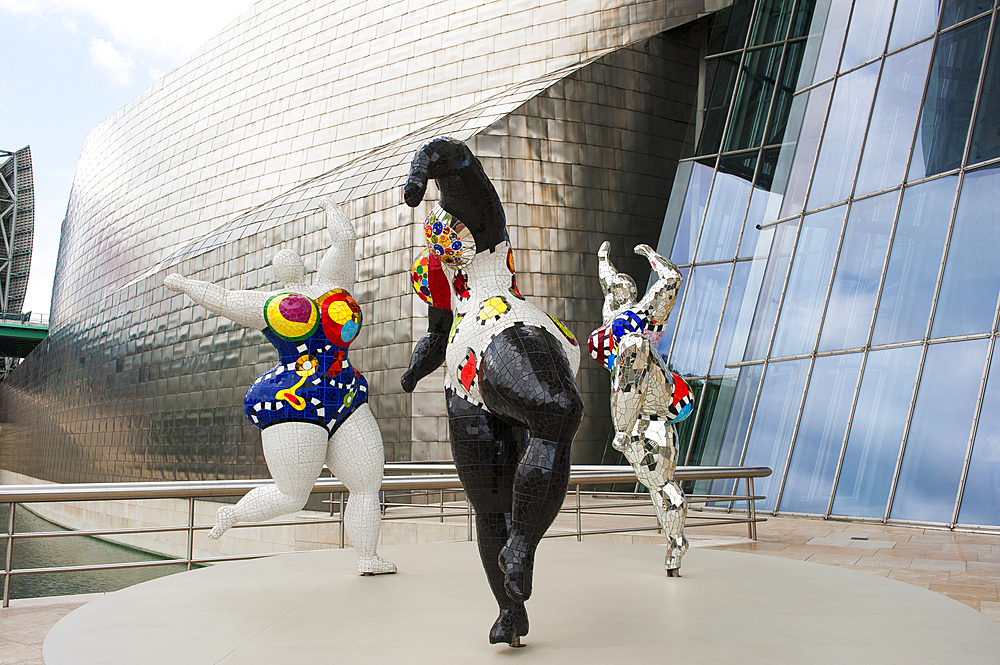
[425,204,476,266]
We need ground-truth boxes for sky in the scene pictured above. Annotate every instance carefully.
[0,0,257,315]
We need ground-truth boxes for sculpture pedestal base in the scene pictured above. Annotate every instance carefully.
[44,541,1000,664]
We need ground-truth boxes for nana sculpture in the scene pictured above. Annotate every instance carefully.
[401,137,583,646]
[164,199,396,576]
[588,241,692,575]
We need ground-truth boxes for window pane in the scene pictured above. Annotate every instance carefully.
[656,267,690,361]
[669,263,732,376]
[739,181,781,258]
[855,41,934,197]
[668,162,714,265]
[940,0,994,29]
[745,220,798,360]
[726,46,784,151]
[789,0,818,39]
[780,352,864,513]
[739,148,780,258]
[872,176,957,346]
[674,378,705,461]
[709,364,765,499]
[698,56,741,155]
[697,153,756,262]
[750,0,796,45]
[708,2,754,55]
[909,17,991,179]
[889,0,942,50]
[779,82,834,218]
[969,19,1000,164]
[741,358,811,511]
[772,206,847,357]
[891,339,988,522]
[808,62,881,210]
[688,375,738,494]
[819,191,898,351]
[766,41,807,145]
[719,246,772,370]
[657,161,693,260]
[832,345,922,518]
[957,346,1000,527]
[711,261,754,374]
[931,163,1000,338]
[840,0,895,71]
[799,0,854,87]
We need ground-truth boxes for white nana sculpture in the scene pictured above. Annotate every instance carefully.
[165,199,395,575]
[588,241,693,575]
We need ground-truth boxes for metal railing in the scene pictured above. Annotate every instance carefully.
[1,464,770,607]
[0,312,48,326]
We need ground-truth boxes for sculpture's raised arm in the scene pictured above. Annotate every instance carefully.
[597,240,638,323]
[314,198,357,293]
[164,273,267,329]
[633,244,682,325]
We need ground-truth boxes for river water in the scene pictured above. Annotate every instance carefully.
[1,504,189,600]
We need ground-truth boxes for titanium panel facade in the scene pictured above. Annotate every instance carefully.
[0,0,714,482]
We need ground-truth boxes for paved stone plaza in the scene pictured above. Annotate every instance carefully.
[3,512,998,664]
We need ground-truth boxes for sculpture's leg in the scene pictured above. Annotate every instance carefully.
[328,403,395,575]
[618,423,688,574]
[446,389,528,645]
[209,421,327,539]
[479,324,584,604]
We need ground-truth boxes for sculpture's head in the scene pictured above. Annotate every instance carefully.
[609,272,637,311]
[404,137,508,253]
[272,249,305,286]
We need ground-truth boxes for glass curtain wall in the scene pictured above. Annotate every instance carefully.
[656,0,1000,528]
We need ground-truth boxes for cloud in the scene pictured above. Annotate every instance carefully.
[2,1,256,73]
[89,37,136,86]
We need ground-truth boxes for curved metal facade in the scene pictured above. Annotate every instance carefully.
[0,0,719,481]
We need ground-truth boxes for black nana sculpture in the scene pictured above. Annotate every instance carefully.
[402,137,584,647]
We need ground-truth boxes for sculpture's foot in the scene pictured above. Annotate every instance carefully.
[665,534,689,574]
[489,604,529,646]
[499,535,534,602]
[358,555,397,575]
[208,506,237,540]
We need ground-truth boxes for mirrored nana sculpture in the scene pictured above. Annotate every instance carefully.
[164,199,396,575]
[401,137,583,646]
[588,241,693,576]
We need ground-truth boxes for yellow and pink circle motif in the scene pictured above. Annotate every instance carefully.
[318,289,362,347]
[425,204,475,266]
[265,293,319,341]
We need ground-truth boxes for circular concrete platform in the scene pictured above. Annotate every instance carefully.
[44,541,1000,664]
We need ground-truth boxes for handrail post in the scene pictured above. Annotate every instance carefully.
[339,493,345,549]
[186,498,195,571]
[748,477,757,540]
[576,484,582,542]
[3,502,14,607]
[467,496,473,541]
[439,489,444,523]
